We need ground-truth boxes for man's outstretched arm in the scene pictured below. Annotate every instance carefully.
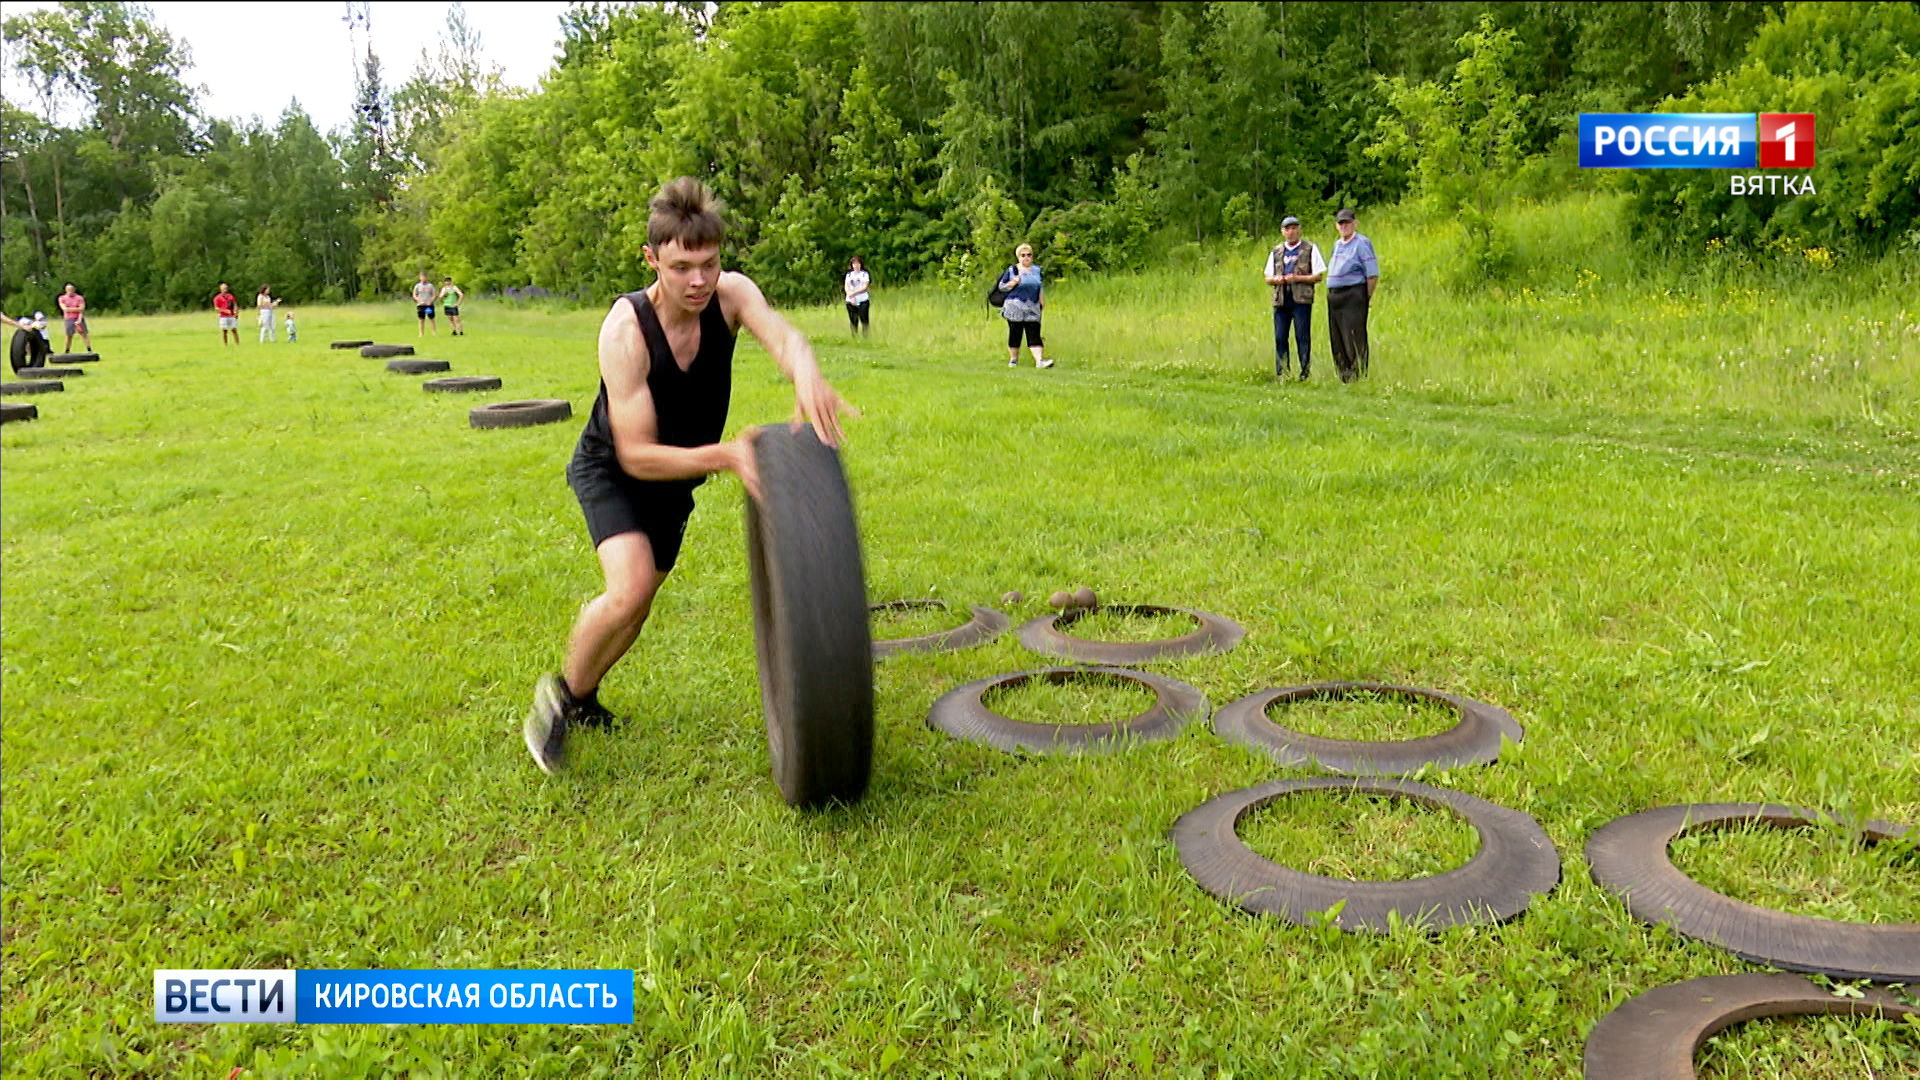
[721,272,851,448]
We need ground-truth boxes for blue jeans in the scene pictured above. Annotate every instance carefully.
[1274,303,1311,377]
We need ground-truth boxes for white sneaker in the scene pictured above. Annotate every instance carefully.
[1036,357,1054,369]
[1009,358,1018,366]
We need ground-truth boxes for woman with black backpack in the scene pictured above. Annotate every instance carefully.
[992,244,1051,369]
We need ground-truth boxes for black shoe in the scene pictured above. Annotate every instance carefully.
[524,673,572,774]
[1299,370,1311,382]
[576,690,619,730]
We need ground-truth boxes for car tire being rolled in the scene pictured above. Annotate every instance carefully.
[1,401,40,423]
[387,358,451,374]
[468,400,572,429]
[360,343,414,358]
[1583,973,1920,1080]
[424,376,501,393]
[9,329,49,372]
[746,422,874,808]
[2,381,62,396]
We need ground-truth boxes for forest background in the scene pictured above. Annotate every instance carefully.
[3,0,1917,315]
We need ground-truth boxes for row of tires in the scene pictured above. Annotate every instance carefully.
[343,340,575,429]
[2,349,101,423]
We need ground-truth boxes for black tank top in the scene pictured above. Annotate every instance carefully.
[573,288,736,497]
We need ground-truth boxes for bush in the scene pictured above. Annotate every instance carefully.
[1221,193,1253,240]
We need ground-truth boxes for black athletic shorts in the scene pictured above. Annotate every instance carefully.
[443,306,459,317]
[566,459,696,571]
[417,304,435,319]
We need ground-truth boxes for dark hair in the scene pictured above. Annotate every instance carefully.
[648,177,726,252]
[849,256,865,270]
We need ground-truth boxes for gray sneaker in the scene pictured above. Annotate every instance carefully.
[524,673,570,774]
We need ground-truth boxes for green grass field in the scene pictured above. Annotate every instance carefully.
[4,196,1917,1076]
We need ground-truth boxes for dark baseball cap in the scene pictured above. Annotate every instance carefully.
[1335,208,1357,223]
[1280,215,1301,227]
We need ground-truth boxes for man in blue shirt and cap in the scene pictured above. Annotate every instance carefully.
[1264,215,1326,381]
[1325,208,1380,382]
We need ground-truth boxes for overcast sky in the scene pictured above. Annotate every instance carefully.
[3,1,574,134]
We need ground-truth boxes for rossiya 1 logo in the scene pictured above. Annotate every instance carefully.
[1579,113,1816,196]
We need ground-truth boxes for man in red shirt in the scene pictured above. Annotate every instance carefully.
[57,284,91,352]
[214,283,240,345]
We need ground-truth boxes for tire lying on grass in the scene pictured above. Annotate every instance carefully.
[330,340,374,349]
[745,423,874,808]
[1,401,40,423]
[424,376,501,393]
[1586,803,1919,982]
[48,352,98,363]
[870,600,1010,658]
[2,381,62,396]
[18,367,81,380]
[1017,604,1245,664]
[928,666,1207,754]
[1173,776,1561,932]
[468,400,572,429]
[1214,682,1523,776]
[387,358,451,374]
[360,343,414,358]
[1583,973,1919,1080]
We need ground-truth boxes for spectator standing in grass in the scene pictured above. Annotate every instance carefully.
[56,284,91,352]
[843,256,871,336]
[213,285,239,345]
[284,308,297,343]
[1325,208,1379,382]
[997,244,1050,368]
[1264,216,1325,381]
[440,277,466,336]
[256,286,279,342]
[413,272,439,336]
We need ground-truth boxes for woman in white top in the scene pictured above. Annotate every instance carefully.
[256,286,279,343]
[843,256,870,336]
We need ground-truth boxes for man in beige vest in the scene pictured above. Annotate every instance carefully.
[1264,215,1326,381]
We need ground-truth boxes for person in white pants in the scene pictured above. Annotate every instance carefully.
[257,286,279,343]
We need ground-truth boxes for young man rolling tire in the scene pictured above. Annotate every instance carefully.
[525,177,853,774]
